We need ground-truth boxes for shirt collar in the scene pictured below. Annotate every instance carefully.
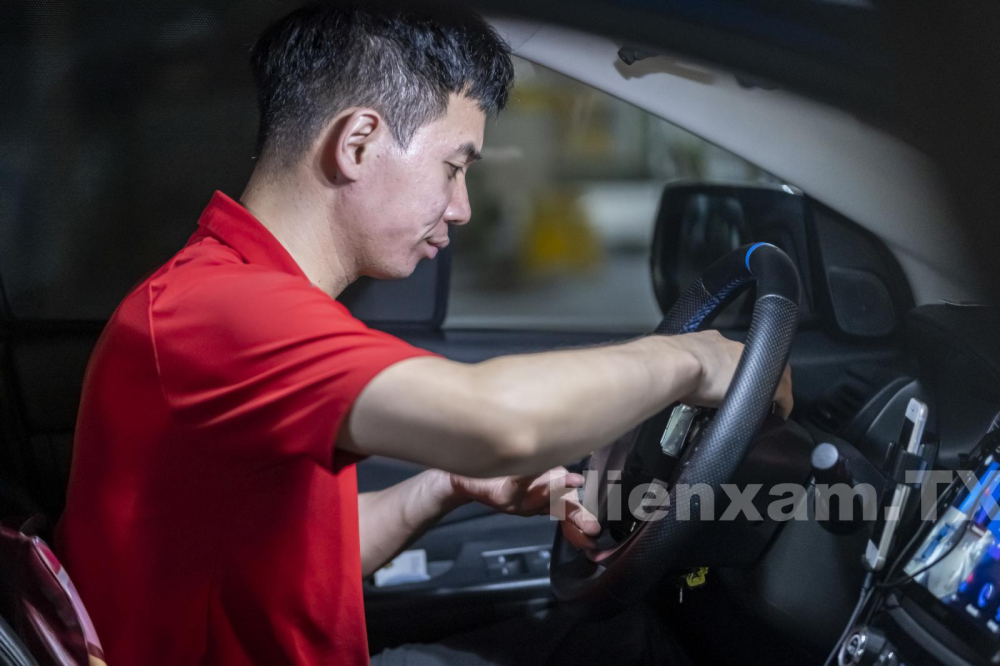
[195,191,307,279]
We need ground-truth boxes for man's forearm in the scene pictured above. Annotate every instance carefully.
[346,335,706,478]
[357,469,466,576]
[464,335,703,475]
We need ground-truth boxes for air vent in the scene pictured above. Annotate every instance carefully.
[802,378,871,433]
[801,365,905,435]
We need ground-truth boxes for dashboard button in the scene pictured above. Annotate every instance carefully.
[979,582,995,608]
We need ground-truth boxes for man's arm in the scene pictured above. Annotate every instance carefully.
[358,467,596,576]
[357,470,459,577]
[342,330,792,478]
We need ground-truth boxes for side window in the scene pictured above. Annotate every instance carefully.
[448,57,778,331]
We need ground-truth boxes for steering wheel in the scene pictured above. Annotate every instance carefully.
[550,242,800,615]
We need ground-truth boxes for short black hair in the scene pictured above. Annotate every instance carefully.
[250,1,514,168]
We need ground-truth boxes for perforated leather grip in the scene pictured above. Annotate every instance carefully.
[657,242,799,334]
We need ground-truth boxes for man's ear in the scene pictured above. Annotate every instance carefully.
[318,108,384,185]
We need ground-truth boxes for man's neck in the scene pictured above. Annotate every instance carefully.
[240,170,356,298]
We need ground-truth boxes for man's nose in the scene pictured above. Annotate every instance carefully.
[444,181,472,226]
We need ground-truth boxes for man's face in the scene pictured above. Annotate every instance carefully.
[347,93,486,279]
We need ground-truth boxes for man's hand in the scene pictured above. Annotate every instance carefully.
[669,330,794,419]
[359,467,601,575]
[450,467,601,548]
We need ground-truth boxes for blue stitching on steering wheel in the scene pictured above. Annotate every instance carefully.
[681,276,751,333]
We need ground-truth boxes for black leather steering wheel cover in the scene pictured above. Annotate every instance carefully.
[550,243,800,615]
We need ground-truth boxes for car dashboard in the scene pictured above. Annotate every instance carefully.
[679,302,1000,666]
[828,303,1000,666]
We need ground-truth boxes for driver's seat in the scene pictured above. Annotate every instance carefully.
[0,614,35,666]
[0,519,105,665]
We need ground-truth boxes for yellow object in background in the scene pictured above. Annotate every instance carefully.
[523,190,603,276]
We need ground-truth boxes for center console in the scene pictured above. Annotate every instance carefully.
[839,430,1000,666]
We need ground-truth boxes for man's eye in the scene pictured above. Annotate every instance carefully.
[447,164,462,180]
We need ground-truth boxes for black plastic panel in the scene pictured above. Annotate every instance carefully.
[808,201,914,339]
[338,247,450,329]
[906,304,1000,467]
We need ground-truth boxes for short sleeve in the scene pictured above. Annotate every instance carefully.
[149,260,435,467]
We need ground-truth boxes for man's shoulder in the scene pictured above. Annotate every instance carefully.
[152,237,330,310]
[145,236,362,347]
[154,235,288,290]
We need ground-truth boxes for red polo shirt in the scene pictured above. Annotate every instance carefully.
[55,192,433,665]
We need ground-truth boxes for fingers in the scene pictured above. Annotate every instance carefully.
[773,364,794,419]
[560,496,601,551]
[561,520,599,551]
[542,470,584,491]
[526,467,583,497]
[564,496,600,536]
[539,469,588,518]
[545,470,602,552]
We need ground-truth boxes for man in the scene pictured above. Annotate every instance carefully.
[56,2,792,665]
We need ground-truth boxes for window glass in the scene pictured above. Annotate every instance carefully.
[448,57,778,331]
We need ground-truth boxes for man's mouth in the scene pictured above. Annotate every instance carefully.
[427,237,450,249]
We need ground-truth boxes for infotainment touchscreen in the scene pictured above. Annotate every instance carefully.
[904,445,1000,643]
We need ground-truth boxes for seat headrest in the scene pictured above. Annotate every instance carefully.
[338,246,450,329]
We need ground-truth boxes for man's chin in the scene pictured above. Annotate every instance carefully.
[363,262,419,281]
